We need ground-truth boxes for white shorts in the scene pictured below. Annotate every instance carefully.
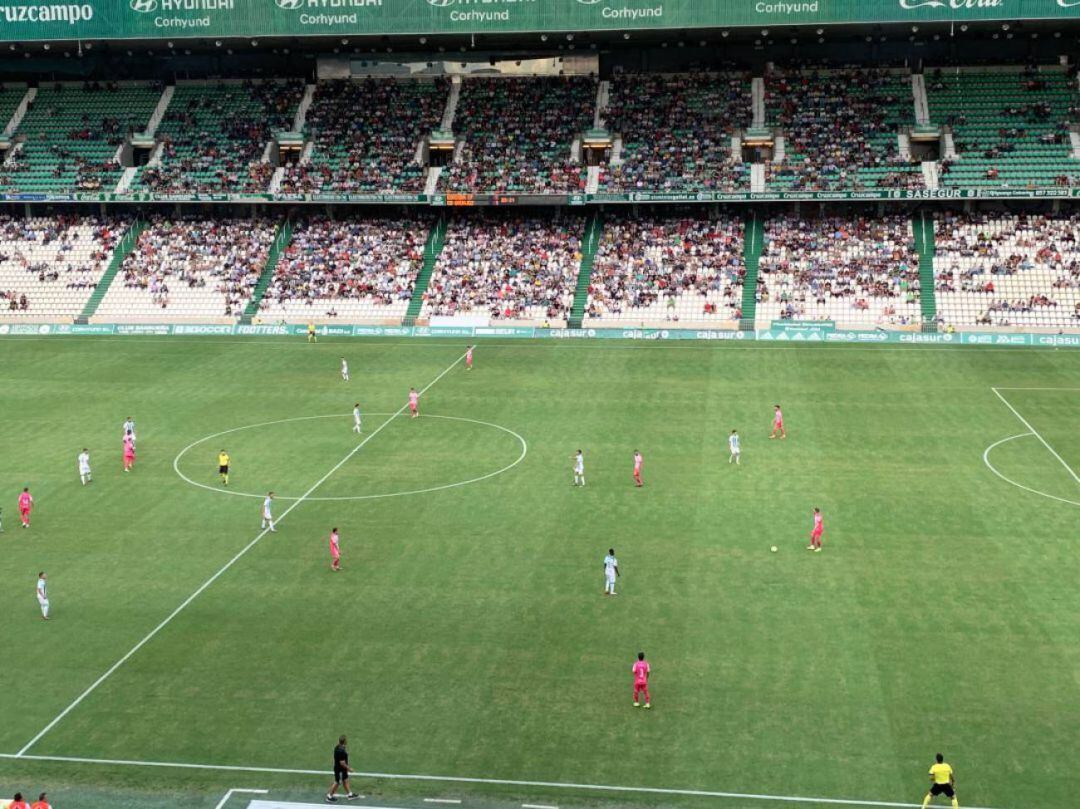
[730,448,740,456]
[38,597,49,607]
[605,573,616,584]
[79,465,91,474]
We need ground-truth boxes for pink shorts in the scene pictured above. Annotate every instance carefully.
[811,528,822,539]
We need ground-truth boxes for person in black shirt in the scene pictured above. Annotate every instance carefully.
[326,734,358,803]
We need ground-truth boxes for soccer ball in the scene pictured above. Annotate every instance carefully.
[770,546,778,553]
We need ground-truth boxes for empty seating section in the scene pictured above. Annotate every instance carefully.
[138,81,304,195]
[756,215,921,327]
[422,215,584,322]
[279,79,447,195]
[0,85,26,131]
[585,214,745,324]
[0,83,160,193]
[601,73,751,192]
[441,78,595,194]
[0,215,126,321]
[928,68,1079,188]
[259,217,427,322]
[765,68,920,191]
[95,219,276,321]
[934,212,1080,329]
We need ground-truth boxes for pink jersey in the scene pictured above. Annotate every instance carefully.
[466,348,473,363]
[409,391,419,406]
[634,454,642,472]
[19,492,32,510]
[774,409,783,424]
[813,512,823,530]
[633,660,650,684]
[124,439,135,456]
[330,531,340,556]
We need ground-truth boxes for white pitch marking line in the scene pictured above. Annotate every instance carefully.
[0,753,1006,809]
[14,351,467,757]
[983,433,1080,508]
[991,387,1080,488]
[215,787,269,809]
[522,803,559,808]
[423,799,462,804]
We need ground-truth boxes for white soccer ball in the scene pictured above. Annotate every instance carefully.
[770,545,778,553]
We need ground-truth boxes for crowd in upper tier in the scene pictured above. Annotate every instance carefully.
[422,215,584,321]
[756,214,923,327]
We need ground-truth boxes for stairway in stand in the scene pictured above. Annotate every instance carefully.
[240,222,293,325]
[567,214,603,329]
[403,218,447,326]
[76,221,146,324]
[739,212,765,331]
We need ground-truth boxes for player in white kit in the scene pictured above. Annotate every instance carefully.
[122,417,136,446]
[573,450,585,487]
[729,430,741,465]
[352,403,362,434]
[603,548,619,596]
[78,448,92,484]
[340,357,350,382]
[261,492,277,532]
[37,572,49,619]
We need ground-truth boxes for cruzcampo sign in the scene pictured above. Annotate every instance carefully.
[0,0,1076,42]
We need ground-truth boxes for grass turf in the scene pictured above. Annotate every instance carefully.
[0,337,1078,809]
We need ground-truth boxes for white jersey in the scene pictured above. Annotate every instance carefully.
[78,451,91,471]
[123,419,135,437]
[729,434,740,453]
[341,360,349,373]
[353,407,362,423]
[263,497,273,518]
[37,578,47,602]
[604,554,618,577]
[574,453,584,473]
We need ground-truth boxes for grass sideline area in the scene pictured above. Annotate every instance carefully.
[1,336,1078,809]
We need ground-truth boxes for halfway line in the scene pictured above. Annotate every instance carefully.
[0,753,1006,809]
[14,351,466,757]
[990,387,1080,488]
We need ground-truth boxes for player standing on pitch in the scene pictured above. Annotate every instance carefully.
[36,572,49,620]
[262,492,277,533]
[921,753,959,809]
[632,652,651,709]
[78,448,92,485]
[218,449,230,486]
[465,345,474,371]
[408,387,419,419]
[122,431,136,472]
[604,548,619,596]
[18,487,33,528]
[770,404,786,439]
[352,403,362,434]
[330,527,342,571]
[729,430,741,465]
[808,507,824,552]
[572,450,585,487]
[633,451,643,487]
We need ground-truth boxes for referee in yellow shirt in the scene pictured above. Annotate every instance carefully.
[218,449,230,486]
[922,752,959,808]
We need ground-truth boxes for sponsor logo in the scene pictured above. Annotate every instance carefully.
[755,1,819,15]
[427,0,454,5]
[1059,0,1080,7]
[276,0,303,8]
[0,2,93,23]
[695,330,745,341]
[574,0,604,4]
[173,324,235,335]
[0,324,9,335]
[130,0,156,11]
[899,0,1002,8]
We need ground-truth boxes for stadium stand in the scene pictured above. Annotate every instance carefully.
[278,78,448,196]
[755,213,923,327]
[584,213,745,325]
[258,216,429,323]
[0,84,26,131]
[136,80,305,195]
[0,82,161,193]
[764,67,922,191]
[0,215,128,321]
[421,214,585,323]
[600,72,751,192]
[934,211,1080,329]
[93,218,277,321]
[440,77,595,194]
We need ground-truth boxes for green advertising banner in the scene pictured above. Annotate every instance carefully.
[0,0,1076,43]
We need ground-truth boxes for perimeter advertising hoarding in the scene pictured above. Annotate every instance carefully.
[0,0,1077,43]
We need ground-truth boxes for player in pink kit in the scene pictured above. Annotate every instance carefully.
[808,507,823,552]
[409,387,419,419]
[632,652,651,709]
[770,404,786,439]
[18,487,34,528]
[465,345,474,371]
[122,431,136,472]
[633,451,643,487]
[329,527,342,571]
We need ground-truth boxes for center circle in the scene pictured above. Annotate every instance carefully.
[172,413,527,501]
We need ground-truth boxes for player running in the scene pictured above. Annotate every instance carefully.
[330,527,342,571]
[218,449,231,486]
[340,357,350,382]
[78,448,92,485]
[18,487,33,528]
[123,431,136,472]
[922,753,959,809]
[770,404,786,439]
[465,345,474,371]
[632,652,651,709]
[262,492,277,533]
[729,430,741,465]
[603,548,619,596]
[37,572,49,620]
[408,387,419,419]
[572,450,585,487]
[808,507,824,552]
[633,451,643,487]
[352,403,362,434]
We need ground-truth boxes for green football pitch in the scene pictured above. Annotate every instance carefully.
[1,336,1078,809]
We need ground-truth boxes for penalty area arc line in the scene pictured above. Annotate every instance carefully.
[0,754,1007,809]
[982,433,1080,508]
[990,387,1080,489]
[13,351,467,758]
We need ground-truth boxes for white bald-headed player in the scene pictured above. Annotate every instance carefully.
[78,448,92,484]
[729,430,741,465]
[340,357,350,382]
[603,548,619,596]
[261,491,277,532]
[352,403,362,434]
[37,572,49,620]
[573,449,585,487]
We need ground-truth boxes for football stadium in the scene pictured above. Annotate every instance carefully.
[1,2,1080,808]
